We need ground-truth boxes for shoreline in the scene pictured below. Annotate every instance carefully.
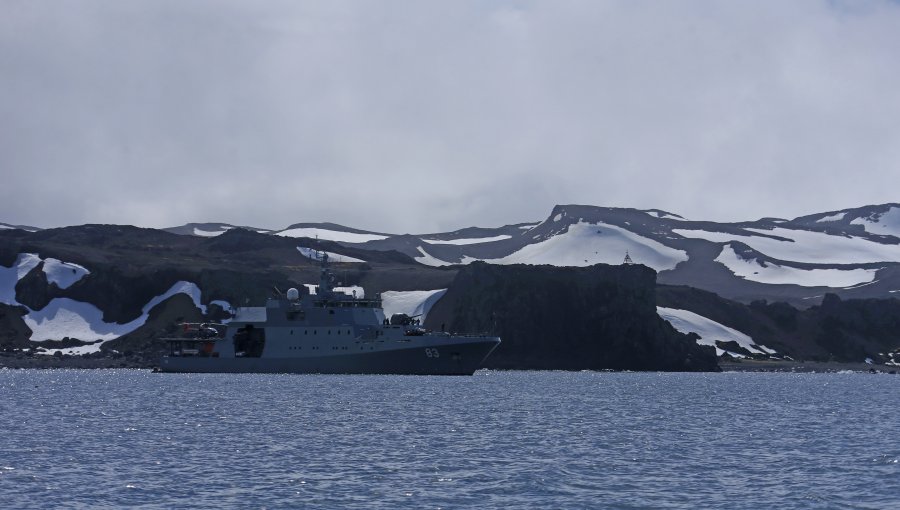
[2,353,899,374]
[719,359,899,374]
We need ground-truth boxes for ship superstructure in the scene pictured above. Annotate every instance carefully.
[159,254,500,374]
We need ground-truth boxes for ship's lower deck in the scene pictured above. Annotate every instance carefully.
[158,337,499,375]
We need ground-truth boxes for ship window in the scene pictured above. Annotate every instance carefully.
[328,330,331,335]
[329,310,335,315]
[290,330,293,335]
[314,330,317,335]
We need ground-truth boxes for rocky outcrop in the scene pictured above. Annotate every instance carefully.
[426,262,719,371]
[658,285,900,363]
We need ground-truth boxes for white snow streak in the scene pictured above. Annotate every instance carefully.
[423,235,512,245]
[276,228,387,243]
[657,306,772,357]
[674,227,900,264]
[715,244,877,288]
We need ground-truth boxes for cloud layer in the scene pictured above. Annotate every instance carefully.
[2,1,899,233]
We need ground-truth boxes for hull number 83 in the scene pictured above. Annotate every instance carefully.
[424,348,440,358]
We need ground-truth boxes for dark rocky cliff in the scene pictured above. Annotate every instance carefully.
[426,262,719,371]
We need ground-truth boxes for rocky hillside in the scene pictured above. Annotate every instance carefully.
[426,262,718,371]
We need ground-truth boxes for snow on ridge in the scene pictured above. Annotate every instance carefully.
[645,210,685,220]
[485,221,688,271]
[43,258,90,289]
[816,212,847,223]
[296,246,365,263]
[715,244,877,288]
[850,207,900,238]
[674,226,900,265]
[381,289,447,321]
[276,227,387,243]
[193,227,232,237]
[413,246,479,267]
[423,234,512,245]
[30,281,208,354]
[657,306,773,357]
[0,253,42,305]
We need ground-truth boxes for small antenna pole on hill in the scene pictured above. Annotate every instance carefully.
[623,251,634,265]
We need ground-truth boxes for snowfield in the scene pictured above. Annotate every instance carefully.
[380,289,447,321]
[674,226,900,264]
[485,222,688,271]
[276,227,387,243]
[0,253,42,305]
[43,258,90,289]
[657,306,774,357]
[193,227,232,237]
[30,281,208,354]
[423,235,512,245]
[851,207,900,238]
[715,244,877,288]
[296,246,365,263]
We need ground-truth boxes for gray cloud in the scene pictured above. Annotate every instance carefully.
[2,0,900,233]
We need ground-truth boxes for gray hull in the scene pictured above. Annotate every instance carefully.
[159,338,499,375]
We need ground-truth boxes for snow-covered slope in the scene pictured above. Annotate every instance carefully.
[31,281,208,354]
[657,306,775,357]
[714,244,877,288]
[276,227,388,243]
[0,253,42,305]
[42,258,90,289]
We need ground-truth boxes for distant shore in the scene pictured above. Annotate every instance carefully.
[2,352,899,373]
[719,359,899,374]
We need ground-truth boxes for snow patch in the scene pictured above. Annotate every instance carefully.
[816,212,847,223]
[657,306,772,356]
[715,244,877,288]
[276,228,387,243]
[423,235,512,245]
[673,227,900,265]
[43,258,90,289]
[485,222,688,271]
[296,246,365,263]
[193,227,232,237]
[850,207,900,238]
[553,213,563,222]
[381,289,447,321]
[0,253,42,305]
[29,281,207,353]
[413,246,479,267]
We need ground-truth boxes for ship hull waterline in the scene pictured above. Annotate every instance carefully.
[159,338,500,375]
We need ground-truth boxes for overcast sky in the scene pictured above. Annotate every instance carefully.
[2,1,899,233]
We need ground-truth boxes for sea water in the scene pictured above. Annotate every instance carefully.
[0,370,897,509]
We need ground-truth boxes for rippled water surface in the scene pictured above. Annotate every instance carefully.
[1,370,898,509]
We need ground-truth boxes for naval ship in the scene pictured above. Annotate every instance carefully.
[158,254,500,375]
